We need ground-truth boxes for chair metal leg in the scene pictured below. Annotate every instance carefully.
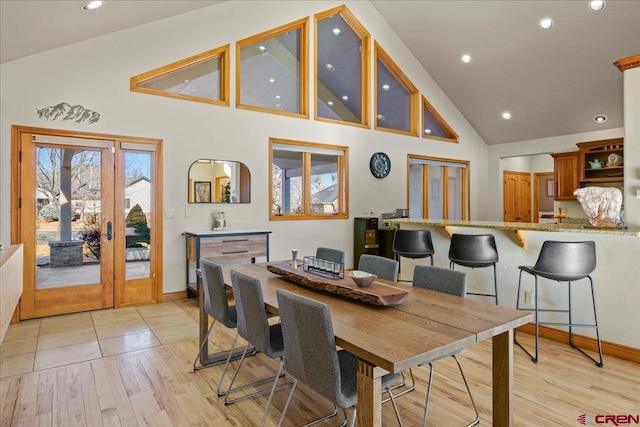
[452,355,480,427]
[492,263,499,306]
[452,262,499,305]
[223,344,293,405]
[216,331,240,396]
[514,271,539,363]
[260,358,285,427]
[421,363,434,427]
[277,379,298,427]
[193,318,216,370]
[382,369,416,403]
[383,385,404,426]
[568,277,604,368]
[301,406,339,427]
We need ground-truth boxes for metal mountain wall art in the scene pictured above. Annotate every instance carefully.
[37,102,100,124]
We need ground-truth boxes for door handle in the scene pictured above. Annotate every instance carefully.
[107,221,113,241]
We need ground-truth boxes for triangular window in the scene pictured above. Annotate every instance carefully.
[422,96,458,143]
[315,6,370,127]
[236,18,308,118]
[130,45,230,106]
[374,41,419,136]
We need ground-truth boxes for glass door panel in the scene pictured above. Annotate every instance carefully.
[124,151,152,280]
[35,146,104,289]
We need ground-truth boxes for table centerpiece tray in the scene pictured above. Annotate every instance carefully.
[266,260,408,306]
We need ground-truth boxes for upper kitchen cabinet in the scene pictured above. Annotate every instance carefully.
[577,138,624,184]
[551,151,579,200]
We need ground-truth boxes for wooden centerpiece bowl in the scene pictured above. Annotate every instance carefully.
[350,270,376,288]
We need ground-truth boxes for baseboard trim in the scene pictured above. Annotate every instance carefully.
[163,291,189,302]
[517,323,640,364]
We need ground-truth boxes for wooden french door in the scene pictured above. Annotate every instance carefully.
[12,126,162,319]
[503,171,531,223]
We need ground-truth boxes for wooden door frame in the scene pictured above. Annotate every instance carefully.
[533,172,554,223]
[11,125,163,318]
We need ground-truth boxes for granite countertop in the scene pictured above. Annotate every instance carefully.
[386,218,640,237]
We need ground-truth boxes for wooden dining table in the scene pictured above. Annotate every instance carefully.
[211,263,532,427]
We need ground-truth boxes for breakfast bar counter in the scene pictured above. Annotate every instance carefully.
[387,218,640,353]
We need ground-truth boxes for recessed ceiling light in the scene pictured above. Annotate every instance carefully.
[327,101,334,106]
[259,45,267,52]
[461,54,472,64]
[275,95,281,99]
[333,28,341,36]
[593,114,608,123]
[377,114,385,121]
[589,0,606,11]
[184,79,189,84]
[326,64,335,71]
[424,129,432,134]
[269,78,275,83]
[82,0,104,10]
[539,17,554,30]
[342,95,349,101]
[502,112,512,120]
[382,84,390,91]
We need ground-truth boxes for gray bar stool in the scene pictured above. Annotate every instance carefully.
[514,240,603,367]
[448,233,499,305]
[392,229,435,281]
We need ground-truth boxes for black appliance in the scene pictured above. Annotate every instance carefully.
[353,217,379,268]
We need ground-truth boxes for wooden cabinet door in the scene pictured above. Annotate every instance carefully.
[503,171,531,222]
[551,152,579,200]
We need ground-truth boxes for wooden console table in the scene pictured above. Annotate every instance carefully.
[184,229,271,298]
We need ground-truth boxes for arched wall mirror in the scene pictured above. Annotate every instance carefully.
[188,159,251,203]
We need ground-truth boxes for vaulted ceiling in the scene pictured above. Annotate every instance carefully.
[1,0,638,145]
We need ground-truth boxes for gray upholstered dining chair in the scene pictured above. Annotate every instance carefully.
[274,289,404,427]
[193,259,256,397]
[412,265,479,427]
[223,270,294,425]
[316,247,345,266]
[357,254,399,281]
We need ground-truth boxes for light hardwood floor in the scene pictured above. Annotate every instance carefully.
[1,298,638,426]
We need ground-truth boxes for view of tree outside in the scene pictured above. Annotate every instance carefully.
[36,147,101,222]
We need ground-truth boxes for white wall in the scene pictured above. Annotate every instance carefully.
[0,1,489,293]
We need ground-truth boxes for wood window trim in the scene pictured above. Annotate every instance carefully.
[236,17,309,119]
[422,95,459,143]
[130,44,230,106]
[269,137,349,221]
[407,154,470,220]
[374,41,419,137]
[314,5,370,129]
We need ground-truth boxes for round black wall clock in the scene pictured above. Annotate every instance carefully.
[370,152,391,179]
